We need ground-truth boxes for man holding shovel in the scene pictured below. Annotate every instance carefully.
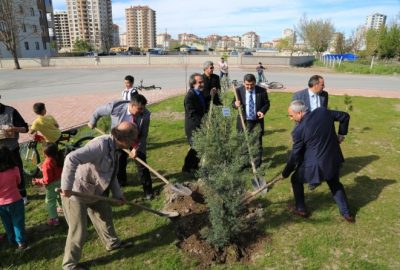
[88,94,153,199]
[232,73,270,168]
[60,122,137,270]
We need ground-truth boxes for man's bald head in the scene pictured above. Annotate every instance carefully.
[111,121,138,148]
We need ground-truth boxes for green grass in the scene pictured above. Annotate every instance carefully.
[1,93,399,269]
[314,59,400,75]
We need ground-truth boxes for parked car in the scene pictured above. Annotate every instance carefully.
[230,51,239,56]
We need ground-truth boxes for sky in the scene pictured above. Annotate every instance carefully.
[52,0,400,42]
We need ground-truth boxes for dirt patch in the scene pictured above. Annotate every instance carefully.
[163,182,269,269]
[394,104,400,111]
[152,107,184,121]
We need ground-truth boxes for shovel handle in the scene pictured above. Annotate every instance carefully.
[94,127,170,185]
[241,174,284,203]
[55,188,173,218]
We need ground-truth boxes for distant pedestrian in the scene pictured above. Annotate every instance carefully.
[218,57,229,78]
[256,62,266,84]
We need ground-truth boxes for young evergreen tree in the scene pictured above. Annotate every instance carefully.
[192,104,259,249]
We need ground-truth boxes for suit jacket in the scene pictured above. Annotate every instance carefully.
[292,88,328,110]
[232,85,270,130]
[89,100,150,154]
[202,73,222,110]
[184,89,206,141]
[282,107,350,184]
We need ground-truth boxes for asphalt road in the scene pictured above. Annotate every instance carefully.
[1,66,399,102]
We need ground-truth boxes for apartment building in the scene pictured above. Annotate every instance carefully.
[112,24,119,46]
[125,5,156,50]
[0,0,55,58]
[66,0,113,51]
[241,31,260,49]
[54,11,71,50]
[365,13,387,30]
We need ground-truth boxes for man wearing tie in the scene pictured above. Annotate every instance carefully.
[292,75,328,111]
[88,94,153,199]
[232,74,270,168]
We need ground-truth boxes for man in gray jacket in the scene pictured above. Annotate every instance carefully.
[88,94,153,198]
[61,121,137,270]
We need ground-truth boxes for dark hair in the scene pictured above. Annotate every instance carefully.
[243,73,256,83]
[111,122,138,144]
[0,147,17,172]
[189,73,202,88]
[125,75,134,84]
[43,143,64,167]
[33,102,46,114]
[308,75,323,88]
[130,94,147,106]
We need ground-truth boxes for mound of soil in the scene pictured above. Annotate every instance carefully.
[163,182,269,269]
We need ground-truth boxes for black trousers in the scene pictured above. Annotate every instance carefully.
[290,172,351,216]
[117,150,152,195]
[237,119,264,168]
[11,147,27,198]
[182,147,200,173]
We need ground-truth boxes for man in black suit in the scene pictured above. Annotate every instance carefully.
[232,73,270,168]
[282,100,354,223]
[202,61,222,111]
[182,73,206,175]
[292,75,328,111]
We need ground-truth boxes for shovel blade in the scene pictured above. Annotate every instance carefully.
[169,183,192,197]
[251,178,260,190]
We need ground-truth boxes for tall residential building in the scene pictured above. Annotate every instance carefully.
[54,11,71,50]
[66,0,113,51]
[0,0,54,58]
[119,32,127,46]
[112,24,119,46]
[365,13,387,30]
[125,6,156,50]
[241,32,260,49]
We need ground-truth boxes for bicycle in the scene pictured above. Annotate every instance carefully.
[138,80,162,91]
[19,129,94,177]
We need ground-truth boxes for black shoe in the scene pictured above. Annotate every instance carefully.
[106,240,133,252]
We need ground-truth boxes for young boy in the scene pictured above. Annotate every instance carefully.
[29,103,62,143]
[121,75,138,101]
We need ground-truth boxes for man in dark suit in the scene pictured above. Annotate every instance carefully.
[202,61,222,111]
[292,75,328,111]
[282,100,354,223]
[182,73,206,175]
[232,73,270,168]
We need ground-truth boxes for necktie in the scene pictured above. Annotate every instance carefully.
[249,91,256,119]
[131,114,136,125]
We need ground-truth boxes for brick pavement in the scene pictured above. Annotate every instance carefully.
[9,88,186,142]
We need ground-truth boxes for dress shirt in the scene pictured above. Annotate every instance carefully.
[308,89,320,111]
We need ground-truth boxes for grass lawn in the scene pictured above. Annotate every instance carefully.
[1,93,399,269]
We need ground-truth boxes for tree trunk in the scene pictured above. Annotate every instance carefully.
[12,50,21,69]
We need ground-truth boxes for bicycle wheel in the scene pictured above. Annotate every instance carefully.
[267,82,284,89]
[19,141,40,177]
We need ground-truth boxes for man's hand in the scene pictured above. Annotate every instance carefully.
[234,100,241,108]
[128,148,137,159]
[257,111,264,119]
[337,134,345,144]
[88,123,94,129]
[61,190,73,198]
[116,195,127,206]
[210,87,218,96]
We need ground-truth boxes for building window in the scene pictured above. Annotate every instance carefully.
[30,8,34,16]
[35,42,40,50]
[43,41,47,49]
[24,42,29,50]
[22,24,26,32]
[32,25,37,32]
[0,21,5,31]
[19,5,24,14]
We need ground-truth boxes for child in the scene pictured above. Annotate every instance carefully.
[121,75,138,101]
[29,102,62,143]
[32,143,63,226]
[0,146,28,250]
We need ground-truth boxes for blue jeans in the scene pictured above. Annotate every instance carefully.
[0,199,25,245]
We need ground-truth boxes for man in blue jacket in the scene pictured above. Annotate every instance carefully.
[282,100,354,223]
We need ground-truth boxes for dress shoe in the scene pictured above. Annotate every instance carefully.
[343,215,355,223]
[288,205,310,218]
[106,240,133,252]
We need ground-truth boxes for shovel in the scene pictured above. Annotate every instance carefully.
[241,173,284,204]
[95,128,192,197]
[232,85,267,190]
[55,188,179,218]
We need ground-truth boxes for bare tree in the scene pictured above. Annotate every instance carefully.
[0,0,21,69]
[296,14,335,55]
[333,32,346,54]
[345,26,366,54]
[100,24,113,53]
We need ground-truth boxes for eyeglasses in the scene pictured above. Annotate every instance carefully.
[209,66,214,69]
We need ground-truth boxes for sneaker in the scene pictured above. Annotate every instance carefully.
[47,218,60,226]
[16,243,29,252]
[23,197,28,205]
